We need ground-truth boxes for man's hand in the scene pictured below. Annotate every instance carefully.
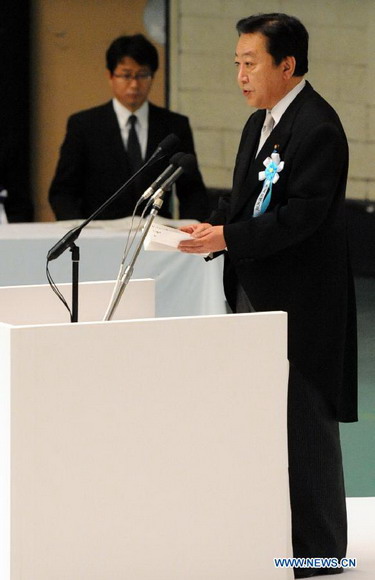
[178,223,226,254]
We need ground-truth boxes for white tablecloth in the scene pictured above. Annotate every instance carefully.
[0,219,226,318]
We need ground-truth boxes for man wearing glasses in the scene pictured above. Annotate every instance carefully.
[49,34,208,221]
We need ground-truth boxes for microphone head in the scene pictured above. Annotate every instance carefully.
[157,134,181,156]
[151,153,198,198]
[178,153,197,176]
[169,151,186,166]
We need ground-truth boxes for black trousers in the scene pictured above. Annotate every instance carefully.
[236,284,347,563]
[288,364,347,561]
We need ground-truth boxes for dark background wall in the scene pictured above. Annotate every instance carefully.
[0,0,33,221]
[0,1,30,112]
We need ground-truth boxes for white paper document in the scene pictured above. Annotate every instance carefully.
[144,223,208,256]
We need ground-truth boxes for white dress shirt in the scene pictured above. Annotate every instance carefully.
[270,79,306,127]
[112,99,149,158]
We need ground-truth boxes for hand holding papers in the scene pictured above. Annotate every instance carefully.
[177,223,226,255]
[144,223,210,256]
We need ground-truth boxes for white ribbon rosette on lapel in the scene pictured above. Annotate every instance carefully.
[253,149,284,217]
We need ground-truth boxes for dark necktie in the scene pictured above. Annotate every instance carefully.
[127,114,143,172]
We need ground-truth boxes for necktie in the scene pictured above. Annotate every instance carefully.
[127,115,143,172]
[256,110,274,157]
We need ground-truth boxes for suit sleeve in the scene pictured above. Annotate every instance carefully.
[174,118,209,222]
[49,115,86,220]
[208,193,231,225]
[224,121,348,262]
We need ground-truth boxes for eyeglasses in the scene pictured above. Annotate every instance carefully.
[112,72,153,82]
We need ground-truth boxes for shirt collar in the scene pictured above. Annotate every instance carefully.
[112,98,149,130]
[270,79,306,127]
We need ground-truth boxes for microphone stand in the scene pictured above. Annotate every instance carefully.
[46,151,170,323]
[103,195,165,321]
[71,244,80,323]
[103,154,196,321]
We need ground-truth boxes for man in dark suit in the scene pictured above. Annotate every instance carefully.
[178,13,357,579]
[49,34,208,222]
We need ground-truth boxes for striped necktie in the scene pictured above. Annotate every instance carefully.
[256,110,274,157]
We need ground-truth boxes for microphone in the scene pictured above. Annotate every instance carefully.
[139,152,186,202]
[149,133,181,161]
[47,134,181,262]
[47,226,82,261]
[151,153,197,202]
[103,153,197,321]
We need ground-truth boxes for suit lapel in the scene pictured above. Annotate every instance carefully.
[232,111,264,198]
[146,104,165,159]
[229,83,314,221]
[101,102,133,171]
[230,110,267,219]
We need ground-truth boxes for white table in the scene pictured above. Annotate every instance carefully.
[0,219,226,318]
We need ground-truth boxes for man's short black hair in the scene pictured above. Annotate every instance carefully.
[236,13,309,76]
[106,34,159,74]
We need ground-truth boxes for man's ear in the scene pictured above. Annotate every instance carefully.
[282,56,296,78]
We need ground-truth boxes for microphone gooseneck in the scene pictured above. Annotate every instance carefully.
[46,134,182,262]
[103,152,196,321]
[46,133,183,324]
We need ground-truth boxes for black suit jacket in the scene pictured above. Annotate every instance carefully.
[210,82,357,423]
[49,101,208,221]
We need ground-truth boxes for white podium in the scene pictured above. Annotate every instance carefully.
[0,281,292,580]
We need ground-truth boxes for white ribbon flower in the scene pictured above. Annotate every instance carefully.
[254,150,284,217]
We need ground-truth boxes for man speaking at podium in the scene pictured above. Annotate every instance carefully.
[49,34,208,222]
[178,13,358,579]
